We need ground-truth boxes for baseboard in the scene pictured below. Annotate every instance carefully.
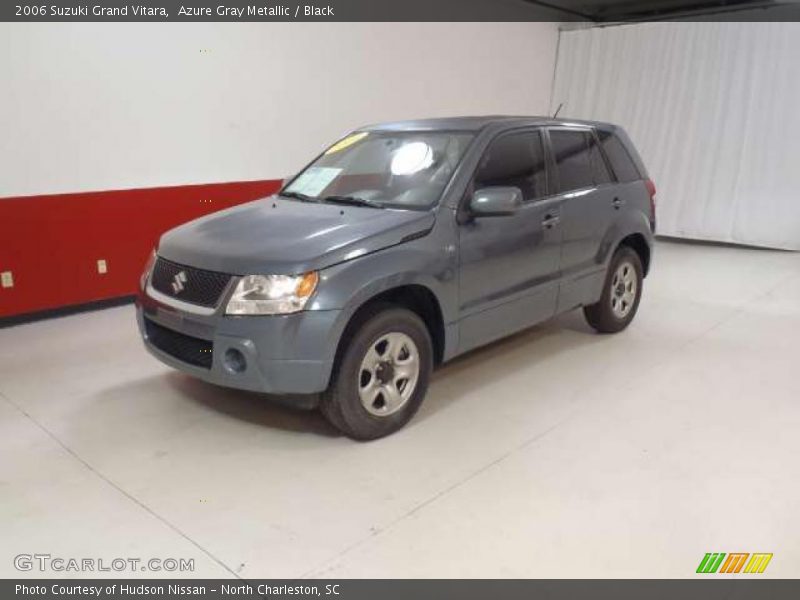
[0,296,136,329]
[655,234,795,252]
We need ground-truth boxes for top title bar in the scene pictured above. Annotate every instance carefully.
[2,0,577,22]
[4,0,800,22]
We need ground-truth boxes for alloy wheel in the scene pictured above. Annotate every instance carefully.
[357,332,420,416]
[610,260,637,319]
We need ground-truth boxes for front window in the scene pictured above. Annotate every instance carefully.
[474,130,548,201]
[282,131,474,210]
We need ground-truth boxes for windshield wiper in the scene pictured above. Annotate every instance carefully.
[322,195,384,209]
[279,190,316,202]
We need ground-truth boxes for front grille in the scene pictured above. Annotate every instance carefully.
[150,257,232,308]
[144,318,213,369]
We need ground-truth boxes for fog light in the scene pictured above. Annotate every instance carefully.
[224,348,247,374]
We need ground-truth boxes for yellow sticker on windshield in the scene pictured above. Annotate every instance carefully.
[324,132,368,155]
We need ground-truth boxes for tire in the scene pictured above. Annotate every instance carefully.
[320,305,433,440]
[583,246,643,334]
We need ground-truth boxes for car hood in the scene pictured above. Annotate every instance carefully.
[157,196,435,275]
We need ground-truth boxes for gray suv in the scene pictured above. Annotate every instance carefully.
[137,116,655,439]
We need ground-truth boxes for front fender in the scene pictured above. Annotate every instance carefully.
[307,228,458,372]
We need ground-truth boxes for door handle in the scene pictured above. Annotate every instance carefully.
[542,214,561,229]
[612,197,626,210]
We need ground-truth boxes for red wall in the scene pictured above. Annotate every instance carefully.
[0,180,281,319]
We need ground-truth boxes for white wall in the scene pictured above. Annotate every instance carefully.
[0,22,559,197]
[552,22,800,250]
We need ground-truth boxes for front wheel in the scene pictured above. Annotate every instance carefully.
[320,306,433,440]
[583,246,643,333]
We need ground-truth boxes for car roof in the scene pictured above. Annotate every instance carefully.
[360,115,615,133]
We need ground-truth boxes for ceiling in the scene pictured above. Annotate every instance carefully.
[524,0,793,21]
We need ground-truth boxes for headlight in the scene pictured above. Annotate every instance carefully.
[225,272,319,315]
[140,249,157,290]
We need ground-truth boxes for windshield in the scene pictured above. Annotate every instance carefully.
[282,131,474,210]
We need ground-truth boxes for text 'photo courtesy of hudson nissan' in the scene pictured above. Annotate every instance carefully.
[137,117,655,440]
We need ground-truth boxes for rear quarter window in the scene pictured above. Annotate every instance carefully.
[598,131,641,183]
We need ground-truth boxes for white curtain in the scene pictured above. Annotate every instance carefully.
[552,22,800,250]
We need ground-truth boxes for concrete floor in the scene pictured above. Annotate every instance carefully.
[1,240,799,579]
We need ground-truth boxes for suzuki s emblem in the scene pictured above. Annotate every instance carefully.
[171,271,188,294]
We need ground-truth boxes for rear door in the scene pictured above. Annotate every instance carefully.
[545,127,619,312]
[457,128,563,352]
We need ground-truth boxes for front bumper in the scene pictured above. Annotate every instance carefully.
[136,286,342,395]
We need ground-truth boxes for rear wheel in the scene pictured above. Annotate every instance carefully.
[320,306,432,440]
[583,246,643,333]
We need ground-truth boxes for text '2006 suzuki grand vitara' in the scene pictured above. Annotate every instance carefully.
[137,116,655,440]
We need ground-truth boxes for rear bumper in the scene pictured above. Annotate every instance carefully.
[136,291,342,395]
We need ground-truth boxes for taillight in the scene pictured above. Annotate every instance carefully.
[645,178,656,230]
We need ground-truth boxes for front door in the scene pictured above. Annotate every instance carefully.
[457,129,563,353]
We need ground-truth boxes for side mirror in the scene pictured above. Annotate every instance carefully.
[470,186,523,217]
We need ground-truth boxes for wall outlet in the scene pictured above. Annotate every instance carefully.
[97,259,108,274]
[1,271,13,288]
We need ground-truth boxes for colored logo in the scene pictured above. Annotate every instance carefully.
[697,552,773,574]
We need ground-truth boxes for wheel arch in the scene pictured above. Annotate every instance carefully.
[617,232,651,276]
[332,283,447,374]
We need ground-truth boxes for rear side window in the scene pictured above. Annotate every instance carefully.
[549,129,611,192]
[598,131,641,182]
[474,130,547,201]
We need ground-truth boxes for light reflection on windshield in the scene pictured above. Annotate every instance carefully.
[283,131,474,210]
